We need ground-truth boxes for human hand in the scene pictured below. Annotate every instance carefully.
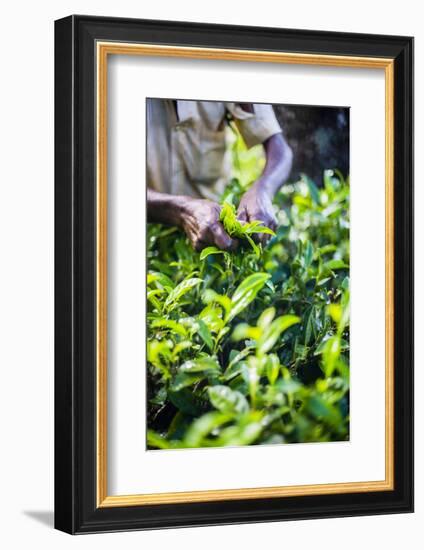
[178,197,238,252]
[237,182,278,245]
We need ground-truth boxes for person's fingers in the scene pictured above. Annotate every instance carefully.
[253,232,266,246]
[210,221,237,251]
[259,233,272,247]
[193,239,207,252]
[251,215,277,246]
[237,207,248,222]
[269,216,278,232]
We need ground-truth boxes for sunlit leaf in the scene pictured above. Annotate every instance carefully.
[164,276,202,312]
[228,273,271,322]
[257,307,276,329]
[322,335,341,377]
[325,259,348,270]
[151,318,187,337]
[179,356,221,374]
[196,319,214,351]
[327,303,342,325]
[232,323,261,342]
[199,246,224,261]
[266,354,280,385]
[257,315,300,355]
[208,385,249,414]
[183,412,233,447]
[170,372,204,392]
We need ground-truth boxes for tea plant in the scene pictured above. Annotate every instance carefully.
[146,131,350,449]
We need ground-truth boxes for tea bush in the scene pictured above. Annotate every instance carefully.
[146,133,350,449]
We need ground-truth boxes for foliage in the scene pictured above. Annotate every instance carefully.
[146,132,350,450]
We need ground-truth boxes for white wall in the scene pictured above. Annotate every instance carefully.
[0,1,420,548]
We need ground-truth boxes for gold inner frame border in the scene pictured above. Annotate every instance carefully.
[96,42,394,508]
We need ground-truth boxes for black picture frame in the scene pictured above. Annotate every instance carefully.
[55,15,414,534]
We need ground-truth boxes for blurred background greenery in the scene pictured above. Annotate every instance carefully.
[274,105,349,186]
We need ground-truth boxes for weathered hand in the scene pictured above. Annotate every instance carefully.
[178,197,237,252]
[237,182,278,245]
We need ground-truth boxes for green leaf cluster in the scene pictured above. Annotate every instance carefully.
[146,132,350,449]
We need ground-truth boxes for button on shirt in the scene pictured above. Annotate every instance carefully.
[146,99,282,202]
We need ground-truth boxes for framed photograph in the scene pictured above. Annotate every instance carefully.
[54,15,414,534]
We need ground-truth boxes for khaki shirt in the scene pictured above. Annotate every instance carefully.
[146,99,282,201]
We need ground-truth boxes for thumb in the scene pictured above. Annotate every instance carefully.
[237,207,248,222]
[211,222,237,251]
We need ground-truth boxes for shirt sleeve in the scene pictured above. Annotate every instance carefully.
[225,103,282,148]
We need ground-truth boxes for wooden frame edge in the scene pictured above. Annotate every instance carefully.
[96,42,395,508]
[384,61,395,492]
[96,41,108,507]
[99,479,393,508]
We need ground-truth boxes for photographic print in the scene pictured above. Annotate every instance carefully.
[146,98,350,450]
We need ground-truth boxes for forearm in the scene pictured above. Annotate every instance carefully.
[255,133,293,197]
[147,189,188,226]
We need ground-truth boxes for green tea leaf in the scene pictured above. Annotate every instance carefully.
[327,303,342,324]
[147,271,176,289]
[325,259,348,270]
[147,431,180,450]
[197,319,214,351]
[304,241,314,267]
[232,323,261,342]
[322,335,341,377]
[266,354,280,385]
[151,318,187,337]
[208,385,249,414]
[170,372,204,392]
[227,347,253,369]
[303,305,316,346]
[257,315,300,355]
[228,273,271,322]
[199,246,224,261]
[179,356,221,374]
[202,289,232,316]
[219,200,275,254]
[183,411,233,447]
[164,277,202,312]
[244,222,276,236]
[305,176,321,205]
[258,307,276,329]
